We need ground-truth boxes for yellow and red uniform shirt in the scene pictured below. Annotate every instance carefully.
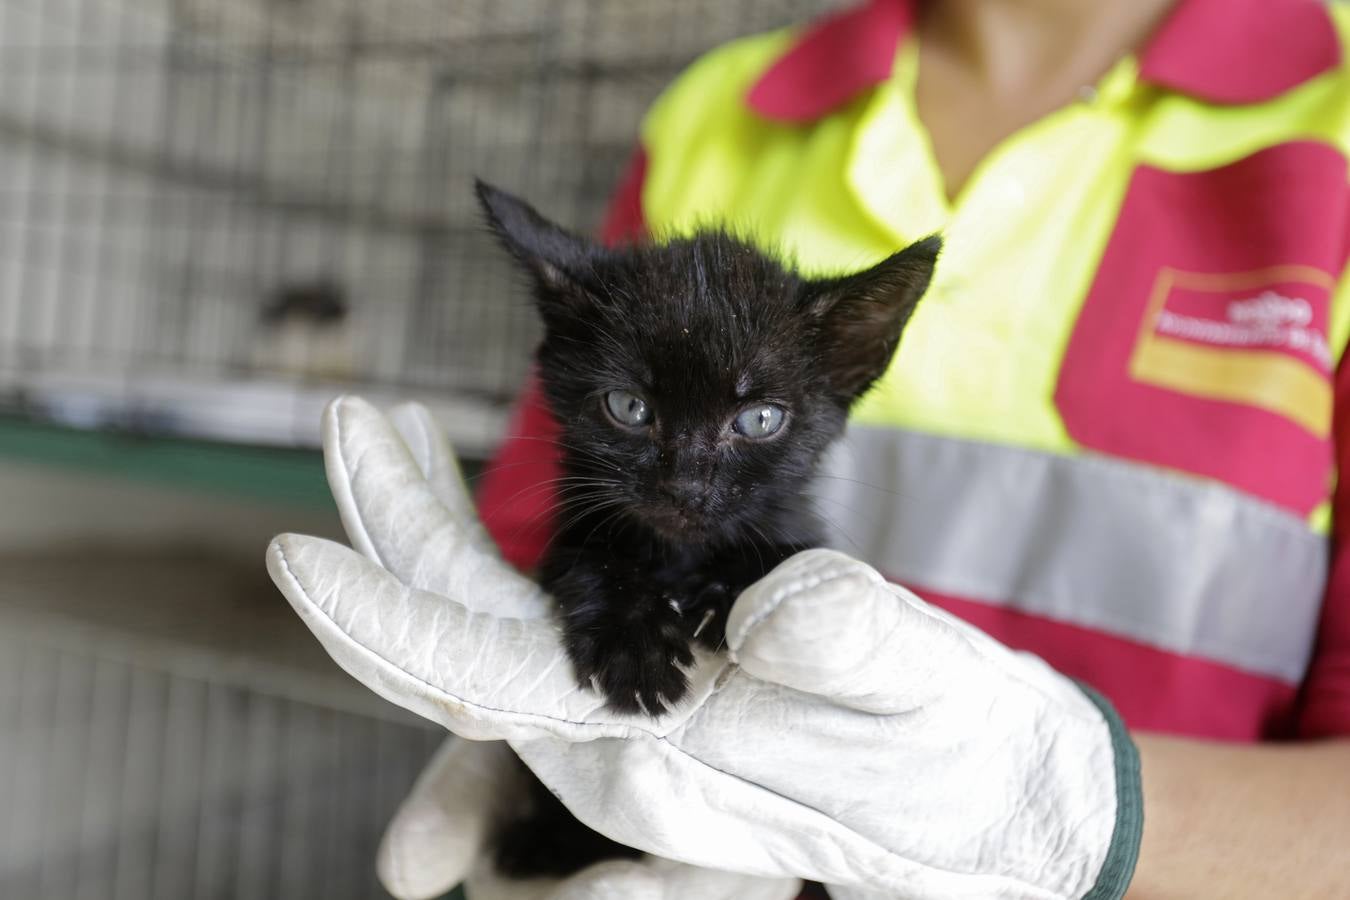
[479,0,1350,741]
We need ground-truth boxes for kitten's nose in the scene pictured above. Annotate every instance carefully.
[660,478,708,512]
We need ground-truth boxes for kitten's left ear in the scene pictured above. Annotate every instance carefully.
[803,235,941,401]
[475,180,595,298]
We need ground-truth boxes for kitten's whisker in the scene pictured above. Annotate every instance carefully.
[467,459,616,482]
[472,458,623,493]
[577,505,629,550]
[481,476,621,519]
[550,496,630,539]
[809,472,918,502]
[492,434,625,470]
[799,493,884,532]
[493,488,624,554]
[542,500,632,574]
[739,520,772,577]
[794,504,868,557]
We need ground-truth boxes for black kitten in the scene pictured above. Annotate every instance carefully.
[477,181,939,875]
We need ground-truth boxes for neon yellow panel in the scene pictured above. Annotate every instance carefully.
[638,15,1350,482]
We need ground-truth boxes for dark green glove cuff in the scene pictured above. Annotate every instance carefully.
[1077,683,1143,900]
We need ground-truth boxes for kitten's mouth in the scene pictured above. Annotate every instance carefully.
[641,506,712,542]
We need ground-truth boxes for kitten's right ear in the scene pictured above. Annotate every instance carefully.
[475,180,595,304]
[803,235,941,402]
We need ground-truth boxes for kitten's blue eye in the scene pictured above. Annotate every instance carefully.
[733,404,786,439]
[604,389,652,427]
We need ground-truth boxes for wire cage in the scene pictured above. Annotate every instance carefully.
[0,0,834,455]
[0,614,444,900]
[2,4,842,897]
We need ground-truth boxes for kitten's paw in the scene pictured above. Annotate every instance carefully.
[564,600,695,716]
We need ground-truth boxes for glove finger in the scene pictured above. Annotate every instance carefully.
[467,856,801,900]
[387,401,496,556]
[377,738,523,900]
[565,859,801,900]
[725,548,979,714]
[554,859,800,900]
[325,395,550,617]
[462,858,564,900]
[267,534,714,740]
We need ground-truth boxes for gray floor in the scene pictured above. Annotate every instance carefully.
[0,460,445,900]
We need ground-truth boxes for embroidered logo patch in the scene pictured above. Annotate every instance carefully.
[1129,266,1334,438]
[1054,142,1348,516]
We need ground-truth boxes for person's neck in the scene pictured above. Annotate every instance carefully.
[919,0,1179,100]
[912,0,1180,199]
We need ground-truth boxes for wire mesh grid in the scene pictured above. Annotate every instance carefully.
[0,622,443,900]
[0,0,834,453]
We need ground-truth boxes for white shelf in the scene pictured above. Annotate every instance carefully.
[1,364,511,458]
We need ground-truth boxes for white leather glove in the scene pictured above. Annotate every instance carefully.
[267,396,1143,899]
[380,736,799,900]
[328,398,799,900]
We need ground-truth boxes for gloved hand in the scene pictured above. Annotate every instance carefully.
[267,396,1143,899]
[323,397,799,900]
[379,736,800,900]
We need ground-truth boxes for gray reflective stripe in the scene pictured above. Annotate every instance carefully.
[813,426,1328,683]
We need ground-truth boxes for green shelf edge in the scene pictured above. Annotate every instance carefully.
[0,416,334,510]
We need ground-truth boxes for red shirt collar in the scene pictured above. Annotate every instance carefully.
[747,0,1340,122]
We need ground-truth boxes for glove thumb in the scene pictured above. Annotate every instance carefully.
[726,549,983,714]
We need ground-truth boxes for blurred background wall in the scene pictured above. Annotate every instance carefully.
[0,1,832,898]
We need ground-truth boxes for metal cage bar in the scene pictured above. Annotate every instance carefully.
[0,0,832,454]
[0,625,442,900]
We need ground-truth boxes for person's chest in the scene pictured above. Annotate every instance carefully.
[639,43,1350,738]
[643,41,1350,524]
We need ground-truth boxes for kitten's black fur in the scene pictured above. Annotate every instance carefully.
[476,181,939,876]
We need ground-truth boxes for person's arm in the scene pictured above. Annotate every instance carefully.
[1130,735,1350,898]
[1130,315,1350,897]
